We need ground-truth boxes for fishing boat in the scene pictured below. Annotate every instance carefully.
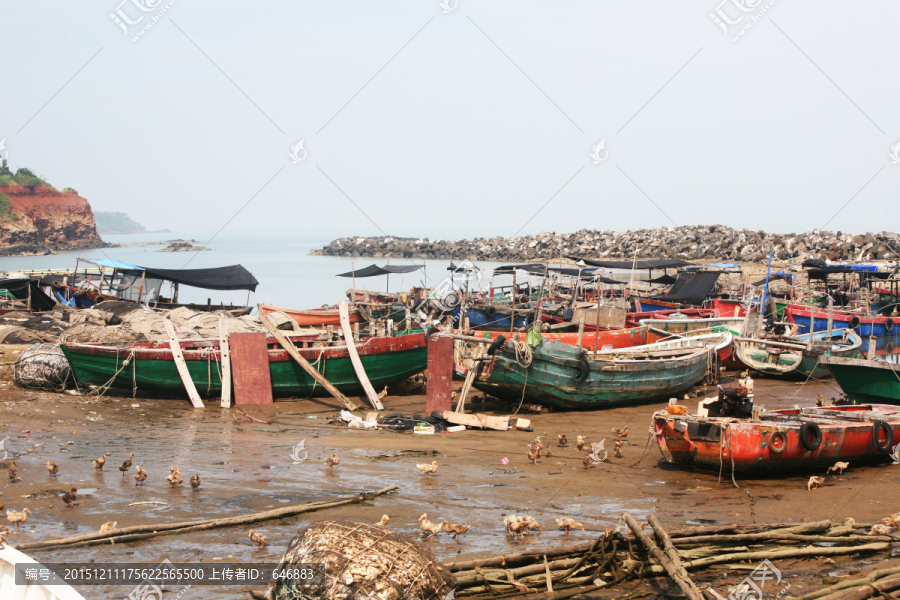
[0,542,87,600]
[820,355,900,404]
[654,403,900,474]
[61,331,427,399]
[466,331,727,410]
[785,304,897,350]
[707,297,747,318]
[641,316,743,368]
[260,303,363,327]
[733,329,863,379]
[452,301,533,330]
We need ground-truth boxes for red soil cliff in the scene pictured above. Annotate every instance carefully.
[0,185,104,255]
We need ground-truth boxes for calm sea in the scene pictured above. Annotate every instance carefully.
[0,232,553,310]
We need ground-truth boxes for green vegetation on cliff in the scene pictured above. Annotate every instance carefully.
[0,193,20,222]
[95,211,147,234]
[0,167,54,189]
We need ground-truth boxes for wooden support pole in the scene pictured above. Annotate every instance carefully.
[623,513,703,600]
[163,319,204,408]
[218,317,232,408]
[339,301,384,410]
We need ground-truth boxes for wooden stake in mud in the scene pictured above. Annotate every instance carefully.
[623,513,703,600]
[339,301,384,410]
[258,309,358,411]
[163,319,204,408]
[218,316,232,408]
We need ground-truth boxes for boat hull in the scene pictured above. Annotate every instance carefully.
[260,303,362,327]
[654,404,900,473]
[61,333,427,399]
[786,305,897,351]
[821,356,900,404]
[734,330,862,379]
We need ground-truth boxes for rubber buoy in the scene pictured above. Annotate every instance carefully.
[799,422,822,452]
[849,315,861,330]
[424,326,438,345]
[885,318,895,333]
[873,420,893,453]
[575,352,590,384]
[885,341,896,355]
[483,305,497,319]
[769,430,787,454]
[406,293,420,309]
[442,293,459,309]
[487,335,506,356]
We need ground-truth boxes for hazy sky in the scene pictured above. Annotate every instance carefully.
[1,1,898,242]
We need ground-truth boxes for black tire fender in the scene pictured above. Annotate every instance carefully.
[885,318,895,333]
[885,341,896,355]
[575,351,590,385]
[486,335,506,356]
[799,422,822,452]
[873,420,893,453]
[769,430,787,454]
[406,293,420,309]
[484,305,497,319]
[849,315,861,330]
[424,326,439,345]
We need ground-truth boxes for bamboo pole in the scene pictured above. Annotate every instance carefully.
[15,486,397,551]
[795,566,900,600]
[623,513,703,600]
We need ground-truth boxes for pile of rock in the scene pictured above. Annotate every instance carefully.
[313,226,900,263]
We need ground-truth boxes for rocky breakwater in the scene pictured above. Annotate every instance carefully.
[314,226,900,263]
[0,185,105,256]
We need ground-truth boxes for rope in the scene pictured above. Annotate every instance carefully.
[509,339,533,368]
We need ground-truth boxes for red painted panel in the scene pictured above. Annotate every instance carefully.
[230,332,273,405]
[425,337,453,413]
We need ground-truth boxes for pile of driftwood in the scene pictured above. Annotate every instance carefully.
[442,514,894,600]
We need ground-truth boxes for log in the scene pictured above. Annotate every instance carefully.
[218,316,232,408]
[14,486,397,551]
[258,310,358,411]
[736,337,808,351]
[817,575,900,600]
[443,541,596,572]
[674,533,884,546]
[668,520,833,538]
[795,566,900,600]
[624,513,703,600]
[163,318,204,408]
[339,301,383,410]
[649,515,682,569]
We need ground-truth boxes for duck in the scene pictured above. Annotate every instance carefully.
[808,475,826,490]
[556,517,585,535]
[323,454,340,470]
[119,453,134,476]
[612,426,629,438]
[827,462,849,476]
[442,521,470,542]
[614,440,624,459]
[46,461,59,477]
[7,461,16,483]
[62,488,78,508]
[377,386,389,401]
[816,394,825,407]
[133,465,148,487]
[99,521,117,534]
[418,514,443,540]
[374,515,389,527]
[557,434,568,447]
[416,461,438,477]
[190,473,201,492]
[166,465,183,488]
[582,454,596,470]
[0,534,7,548]
[576,436,588,452]
[503,515,527,540]
[520,515,541,533]
[6,508,31,532]
[248,529,269,548]
[531,436,545,451]
[526,445,541,464]
[93,453,110,472]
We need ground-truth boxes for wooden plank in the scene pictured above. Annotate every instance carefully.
[456,345,485,413]
[219,317,232,408]
[258,310,358,411]
[339,301,384,410]
[425,336,453,414]
[229,332,273,405]
[163,319,204,408]
[442,411,509,431]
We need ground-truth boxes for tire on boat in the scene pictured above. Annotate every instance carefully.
[483,305,497,319]
[487,335,506,356]
[885,341,896,355]
[406,293,420,310]
[848,315,861,330]
[799,422,822,452]
[424,326,439,345]
[885,318,895,333]
[873,420,893,453]
[575,351,590,385]
[768,430,787,454]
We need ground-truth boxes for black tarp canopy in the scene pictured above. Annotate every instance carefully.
[493,264,624,283]
[0,278,58,311]
[138,265,259,292]
[648,274,678,285]
[650,271,721,304]
[336,264,424,278]
[567,257,694,270]
[752,273,795,286]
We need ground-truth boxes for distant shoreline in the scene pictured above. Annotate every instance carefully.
[98,228,172,235]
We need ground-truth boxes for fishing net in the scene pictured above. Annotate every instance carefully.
[58,323,138,344]
[270,520,454,600]
[13,344,73,391]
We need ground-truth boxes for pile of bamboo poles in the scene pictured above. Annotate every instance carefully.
[442,514,894,599]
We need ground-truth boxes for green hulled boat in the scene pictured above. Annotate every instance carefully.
[734,329,862,379]
[61,331,428,399]
[820,355,900,404]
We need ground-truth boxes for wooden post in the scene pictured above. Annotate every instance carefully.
[827,296,834,340]
[219,317,232,408]
[576,315,585,349]
[510,271,517,336]
[593,295,602,354]
[624,513,703,600]
[339,301,384,410]
[163,319,204,408]
[425,336,453,413]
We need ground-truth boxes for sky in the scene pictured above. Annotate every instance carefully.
[1,0,899,243]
